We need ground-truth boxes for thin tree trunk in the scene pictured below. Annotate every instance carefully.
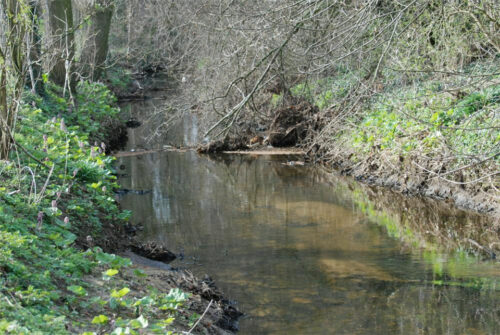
[44,0,74,88]
[28,0,44,94]
[79,0,114,80]
[0,0,28,160]
[0,66,9,160]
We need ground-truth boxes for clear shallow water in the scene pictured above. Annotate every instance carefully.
[116,149,500,335]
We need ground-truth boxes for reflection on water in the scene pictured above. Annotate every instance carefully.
[117,151,500,334]
[120,96,200,151]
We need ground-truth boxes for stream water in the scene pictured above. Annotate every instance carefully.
[116,98,500,334]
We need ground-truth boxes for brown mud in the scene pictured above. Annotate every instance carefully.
[130,241,177,263]
[321,152,499,217]
[77,249,241,334]
[121,252,243,334]
[102,117,128,153]
[75,211,243,334]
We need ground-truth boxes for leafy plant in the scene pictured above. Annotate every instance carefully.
[0,81,194,333]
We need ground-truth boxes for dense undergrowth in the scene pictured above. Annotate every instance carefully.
[0,83,193,334]
[277,60,499,207]
[348,79,500,167]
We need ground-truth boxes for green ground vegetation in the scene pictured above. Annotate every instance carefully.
[0,83,193,334]
[287,60,499,176]
[348,80,500,166]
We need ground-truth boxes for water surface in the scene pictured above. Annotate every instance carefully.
[116,148,500,334]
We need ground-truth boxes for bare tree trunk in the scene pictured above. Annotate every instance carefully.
[0,65,9,160]
[0,0,28,160]
[44,0,74,88]
[28,0,43,94]
[79,0,114,80]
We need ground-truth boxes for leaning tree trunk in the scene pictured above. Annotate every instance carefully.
[79,0,114,81]
[0,0,28,160]
[44,0,74,88]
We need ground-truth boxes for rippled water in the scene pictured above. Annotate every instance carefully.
[116,99,500,334]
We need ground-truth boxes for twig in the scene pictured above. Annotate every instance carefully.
[184,299,213,335]
[35,164,55,204]
[204,15,306,137]
[412,151,499,182]
[19,166,37,204]
[4,296,14,307]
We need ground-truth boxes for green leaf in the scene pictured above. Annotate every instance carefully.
[111,328,130,335]
[129,315,149,329]
[91,315,109,325]
[109,297,118,309]
[67,285,87,296]
[104,269,119,277]
[133,296,153,307]
[96,252,116,264]
[165,288,189,302]
[136,315,148,328]
[117,210,132,221]
[133,269,147,278]
[90,182,101,189]
[111,287,130,298]
[430,112,439,122]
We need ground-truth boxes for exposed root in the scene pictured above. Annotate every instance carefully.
[268,100,318,147]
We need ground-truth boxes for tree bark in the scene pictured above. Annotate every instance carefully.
[28,0,44,94]
[79,0,114,80]
[44,0,74,88]
[0,0,28,160]
[0,65,9,160]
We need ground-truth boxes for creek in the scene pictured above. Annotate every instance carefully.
[116,97,500,335]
